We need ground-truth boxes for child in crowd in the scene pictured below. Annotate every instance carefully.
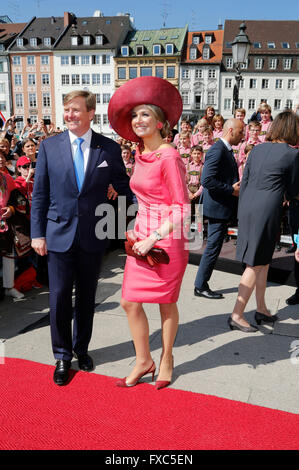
[187,145,204,220]
[173,118,192,147]
[234,108,248,140]
[201,126,214,158]
[238,143,254,180]
[191,118,208,147]
[121,145,135,178]
[177,132,191,168]
[238,121,262,166]
[14,156,35,207]
[212,114,224,141]
[258,103,273,142]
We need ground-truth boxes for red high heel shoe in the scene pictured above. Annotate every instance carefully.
[116,361,156,388]
[155,355,174,390]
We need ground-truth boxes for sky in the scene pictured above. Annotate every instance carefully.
[3,0,299,30]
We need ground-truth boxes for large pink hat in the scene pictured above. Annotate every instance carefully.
[108,76,182,142]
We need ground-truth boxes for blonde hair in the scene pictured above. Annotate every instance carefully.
[258,103,272,114]
[146,104,171,139]
[63,90,96,111]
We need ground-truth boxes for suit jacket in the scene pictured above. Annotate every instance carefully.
[201,139,239,220]
[31,130,132,253]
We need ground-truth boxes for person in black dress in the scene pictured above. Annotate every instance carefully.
[229,111,299,332]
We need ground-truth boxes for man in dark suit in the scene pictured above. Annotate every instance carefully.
[31,90,131,385]
[194,118,244,299]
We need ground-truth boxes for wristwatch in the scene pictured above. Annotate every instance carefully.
[152,230,162,241]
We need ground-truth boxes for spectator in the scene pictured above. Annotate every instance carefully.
[212,114,224,141]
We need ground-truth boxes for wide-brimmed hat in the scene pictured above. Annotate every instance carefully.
[17,156,31,167]
[108,76,182,142]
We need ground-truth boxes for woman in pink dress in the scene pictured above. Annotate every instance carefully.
[108,77,189,390]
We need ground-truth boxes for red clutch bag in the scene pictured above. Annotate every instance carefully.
[124,230,170,267]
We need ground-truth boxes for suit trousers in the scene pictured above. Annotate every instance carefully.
[194,217,228,290]
[47,230,103,361]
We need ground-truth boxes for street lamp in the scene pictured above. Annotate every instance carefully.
[231,22,251,114]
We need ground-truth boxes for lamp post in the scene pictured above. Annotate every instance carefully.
[231,22,251,115]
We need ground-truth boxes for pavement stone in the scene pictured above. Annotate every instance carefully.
[1,248,299,414]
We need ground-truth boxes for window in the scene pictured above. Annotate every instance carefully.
[30,38,37,47]
[205,35,212,44]
[136,45,144,56]
[81,55,90,65]
[140,67,152,77]
[296,43,299,49]
[95,94,101,104]
[195,94,201,109]
[262,79,269,89]
[248,99,256,110]
[93,114,101,125]
[274,99,281,110]
[281,42,290,49]
[239,79,244,88]
[255,58,263,69]
[237,99,243,108]
[195,69,203,79]
[43,93,51,107]
[129,67,138,79]
[61,74,70,85]
[27,56,35,66]
[71,36,78,46]
[225,42,232,48]
[44,37,51,46]
[166,66,175,79]
[224,98,231,111]
[189,46,197,60]
[61,56,69,66]
[29,93,37,107]
[12,56,21,65]
[16,38,23,47]
[41,55,49,65]
[288,79,295,89]
[28,74,36,85]
[42,73,50,85]
[95,35,103,45]
[155,66,163,78]
[83,35,90,46]
[182,69,189,79]
[283,58,292,69]
[165,43,174,54]
[153,44,161,55]
[92,74,100,85]
[181,91,189,105]
[102,93,111,104]
[102,74,110,85]
[102,54,110,64]
[14,74,22,86]
[286,99,293,109]
[267,42,275,49]
[269,58,277,69]
[202,46,210,60]
[0,102,6,111]
[82,74,90,85]
[91,55,100,65]
[29,115,38,125]
[207,91,215,105]
[225,78,232,88]
[249,79,257,89]
[192,36,200,44]
[103,114,109,125]
[71,55,80,65]
[226,57,233,68]
[118,67,126,80]
[121,46,129,56]
[15,93,23,107]
[72,74,80,85]
[253,42,261,48]
[275,79,283,89]
[208,69,216,78]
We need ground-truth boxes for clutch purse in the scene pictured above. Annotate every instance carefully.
[124,230,170,267]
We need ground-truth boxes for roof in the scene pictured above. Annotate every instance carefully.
[120,25,188,57]
[183,29,224,63]
[0,22,26,47]
[223,19,299,54]
[55,16,132,50]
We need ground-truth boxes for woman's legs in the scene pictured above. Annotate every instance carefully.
[120,298,153,384]
[157,302,179,381]
[231,264,269,327]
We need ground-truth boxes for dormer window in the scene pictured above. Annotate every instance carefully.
[44,37,51,46]
[16,38,23,47]
[165,43,174,54]
[267,42,275,49]
[136,45,144,56]
[30,37,37,47]
[205,35,212,44]
[121,45,129,56]
[189,45,197,60]
[83,34,91,46]
[153,44,161,55]
[95,34,103,46]
[71,36,78,46]
[202,44,210,60]
[281,42,290,49]
[192,35,201,44]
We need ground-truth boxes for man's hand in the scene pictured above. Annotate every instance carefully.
[32,238,48,256]
[232,181,241,197]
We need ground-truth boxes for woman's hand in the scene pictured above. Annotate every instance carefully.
[133,237,156,256]
[1,206,13,219]
[107,184,118,200]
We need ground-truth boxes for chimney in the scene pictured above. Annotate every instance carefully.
[64,11,72,27]
[218,19,223,30]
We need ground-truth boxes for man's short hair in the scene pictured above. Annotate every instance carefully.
[63,90,96,111]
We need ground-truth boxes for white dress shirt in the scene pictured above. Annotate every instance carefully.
[68,128,92,172]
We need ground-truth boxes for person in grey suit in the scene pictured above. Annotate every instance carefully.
[230,111,299,332]
[194,118,244,299]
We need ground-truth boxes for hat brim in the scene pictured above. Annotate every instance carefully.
[108,77,182,142]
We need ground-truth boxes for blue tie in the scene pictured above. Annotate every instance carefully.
[73,137,85,191]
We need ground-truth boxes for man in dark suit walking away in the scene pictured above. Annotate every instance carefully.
[194,119,244,299]
[31,91,131,385]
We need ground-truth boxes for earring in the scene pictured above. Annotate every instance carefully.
[157,122,163,130]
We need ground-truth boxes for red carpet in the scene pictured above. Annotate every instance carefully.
[0,357,299,450]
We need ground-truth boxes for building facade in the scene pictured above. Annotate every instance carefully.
[180,27,223,125]
[221,20,299,120]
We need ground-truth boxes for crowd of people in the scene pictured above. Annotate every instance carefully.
[0,84,299,389]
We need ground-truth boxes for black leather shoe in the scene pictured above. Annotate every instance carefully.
[286,293,299,305]
[76,354,94,372]
[228,317,258,333]
[255,311,278,325]
[53,360,71,386]
[194,287,223,299]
